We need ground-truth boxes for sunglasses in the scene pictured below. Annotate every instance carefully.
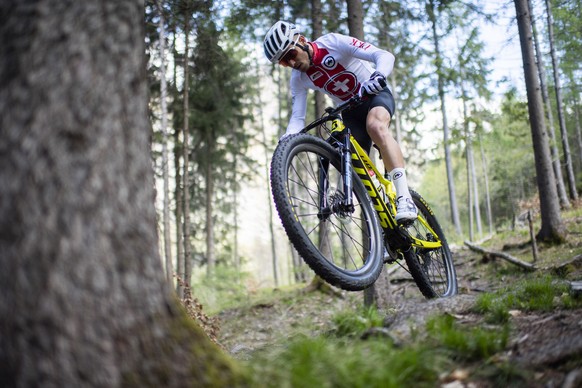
[279,48,299,67]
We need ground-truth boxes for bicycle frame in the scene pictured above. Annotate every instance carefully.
[326,117,442,251]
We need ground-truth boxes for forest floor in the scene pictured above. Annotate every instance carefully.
[214,216,582,387]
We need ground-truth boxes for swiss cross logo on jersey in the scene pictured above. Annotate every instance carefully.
[307,47,360,101]
[323,72,358,100]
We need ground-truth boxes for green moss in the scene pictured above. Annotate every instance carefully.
[121,298,250,387]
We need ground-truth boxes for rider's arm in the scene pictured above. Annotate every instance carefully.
[332,33,395,78]
[283,71,308,138]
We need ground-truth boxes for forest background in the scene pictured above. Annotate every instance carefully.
[144,0,582,308]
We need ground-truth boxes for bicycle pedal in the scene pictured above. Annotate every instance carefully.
[397,219,415,227]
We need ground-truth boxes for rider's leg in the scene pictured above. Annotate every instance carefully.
[366,106,417,222]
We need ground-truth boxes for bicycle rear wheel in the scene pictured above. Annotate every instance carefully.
[270,134,383,291]
[403,190,458,298]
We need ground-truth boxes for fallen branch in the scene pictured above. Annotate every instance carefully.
[464,240,537,271]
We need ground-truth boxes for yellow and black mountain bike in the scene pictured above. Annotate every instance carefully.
[270,95,457,298]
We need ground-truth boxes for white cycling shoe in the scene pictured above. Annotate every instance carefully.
[395,196,418,224]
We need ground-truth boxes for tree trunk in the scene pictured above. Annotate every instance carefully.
[0,1,244,386]
[478,134,494,235]
[529,0,570,209]
[205,135,215,275]
[544,0,578,201]
[470,145,483,235]
[172,34,184,297]
[344,0,394,307]
[156,0,174,283]
[462,84,474,241]
[574,97,582,172]
[427,0,462,236]
[346,0,365,40]
[514,0,565,242]
[182,13,193,286]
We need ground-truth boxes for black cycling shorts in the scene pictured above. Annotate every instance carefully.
[341,88,396,153]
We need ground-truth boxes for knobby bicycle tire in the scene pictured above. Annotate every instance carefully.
[270,134,384,291]
[403,190,458,298]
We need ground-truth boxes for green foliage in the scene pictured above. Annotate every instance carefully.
[426,314,509,361]
[474,275,582,323]
[473,293,511,324]
[329,306,384,337]
[248,335,442,388]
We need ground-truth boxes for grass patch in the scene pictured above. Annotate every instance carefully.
[247,335,442,388]
[474,275,582,323]
[426,314,509,361]
[329,306,385,337]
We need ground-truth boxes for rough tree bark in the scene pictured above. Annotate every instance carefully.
[0,1,244,386]
[528,0,570,209]
[514,0,566,242]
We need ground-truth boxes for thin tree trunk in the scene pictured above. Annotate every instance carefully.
[463,94,474,241]
[574,97,582,171]
[182,15,193,286]
[478,134,494,235]
[172,34,184,297]
[545,0,578,201]
[428,0,462,235]
[155,0,173,283]
[205,136,215,275]
[529,0,570,208]
[470,144,483,235]
[514,0,565,242]
[256,73,279,286]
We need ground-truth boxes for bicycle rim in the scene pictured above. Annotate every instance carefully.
[404,190,457,298]
[270,134,383,291]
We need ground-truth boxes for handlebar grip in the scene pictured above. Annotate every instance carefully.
[378,76,387,88]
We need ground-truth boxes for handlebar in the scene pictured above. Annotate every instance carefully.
[300,95,365,134]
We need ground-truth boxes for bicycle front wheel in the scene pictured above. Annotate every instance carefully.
[270,134,383,291]
[403,190,458,298]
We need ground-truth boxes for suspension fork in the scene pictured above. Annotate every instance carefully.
[318,118,354,219]
[318,157,330,219]
[339,129,354,210]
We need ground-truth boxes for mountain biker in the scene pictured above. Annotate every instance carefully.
[263,21,417,223]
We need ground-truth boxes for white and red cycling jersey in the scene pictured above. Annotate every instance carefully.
[285,33,395,136]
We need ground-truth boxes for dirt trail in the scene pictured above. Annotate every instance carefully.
[217,246,582,386]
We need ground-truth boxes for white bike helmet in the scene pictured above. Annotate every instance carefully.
[263,21,301,63]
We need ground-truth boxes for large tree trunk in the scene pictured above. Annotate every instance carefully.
[346,0,365,40]
[0,1,243,386]
[514,0,565,242]
[528,0,570,209]
[344,0,393,307]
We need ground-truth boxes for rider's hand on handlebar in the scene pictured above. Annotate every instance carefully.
[359,71,387,97]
